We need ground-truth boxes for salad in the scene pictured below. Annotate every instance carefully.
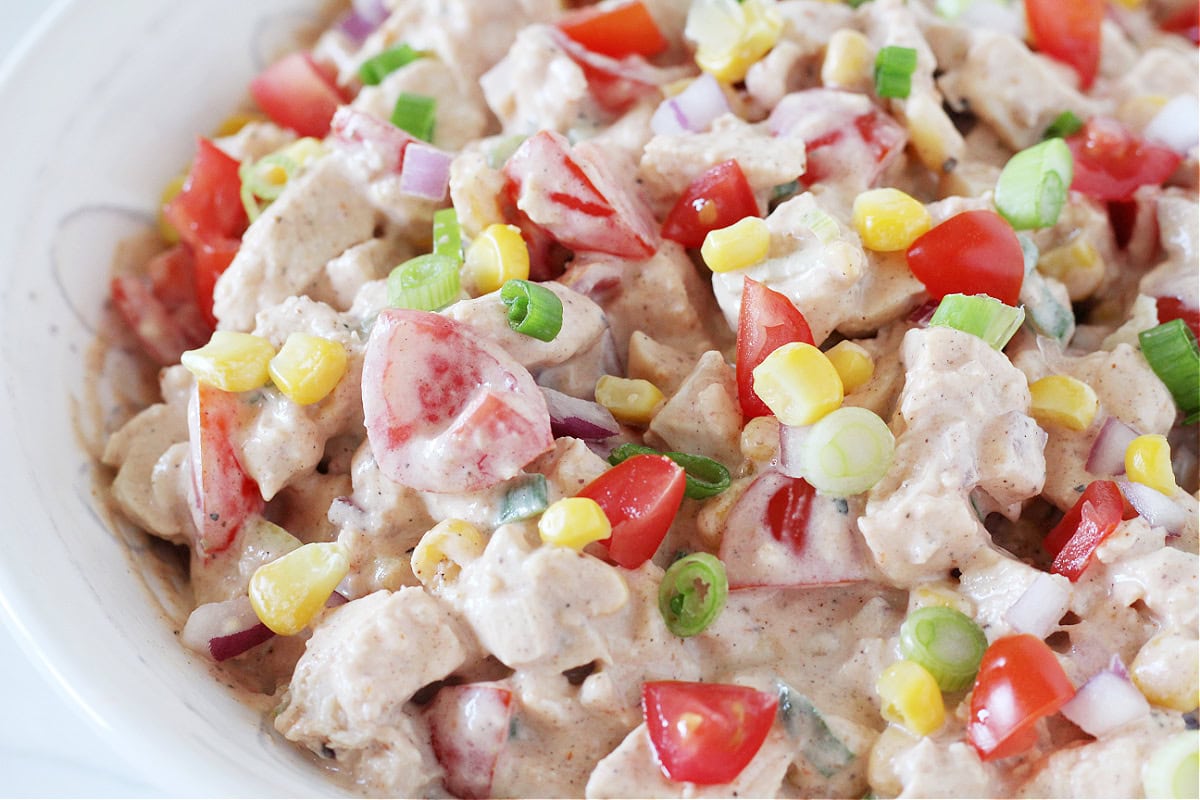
[100,0,1199,796]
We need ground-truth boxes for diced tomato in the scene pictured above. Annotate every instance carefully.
[1043,479,1125,581]
[503,130,658,259]
[577,454,686,569]
[192,237,242,328]
[735,277,815,420]
[500,191,573,282]
[249,52,345,138]
[329,106,414,174]
[1162,3,1200,45]
[905,210,1025,306]
[802,111,908,185]
[1024,0,1105,90]
[1066,118,1184,202]
[557,0,668,59]
[187,383,264,558]
[163,138,247,249]
[662,160,760,249]
[1156,296,1200,341]
[361,309,553,493]
[426,684,513,799]
[718,471,875,589]
[111,245,213,365]
[968,634,1075,761]
[642,681,779,785]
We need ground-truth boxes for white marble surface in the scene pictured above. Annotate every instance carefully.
[0,2,167,796]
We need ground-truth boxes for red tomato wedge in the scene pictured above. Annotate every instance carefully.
[192,237,242,328]
[661,160,760,249]
[906,210,1025,306]
[735,277,815,420]
[577,454,685,569]
[1066,118,1184,202]
[1024,0,1105,90]
[1156,296,1200,341]
[718,471,875,588]
[642,681,779,785]
[557,0,668,59]
[250,52,345,138]
[163,137,247,249]
[187,383,264,558]
[426,684,514,800]
[503,130,658,259]
[111,245,212,366]
[361,309,553,493]
[968,634,1075,761]
[1043,479,1125,581]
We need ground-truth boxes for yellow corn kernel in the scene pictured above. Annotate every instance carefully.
[752,342,844,426]
[826,340,875,394]
[278,136,327,168]
[248,542,349,636]
[852,188,932,252]
[1028,375,1099,432]
[740,414,781,462]
[411,519,486,590]
[1037,236,1105,302]
[876,660,946,737]
[595,375,665,426]
[909,581,975,617]
[821,29,874,91]
[464,223,530,295]
[1126,434,1179,497]
[157,173,187,244]
[212,111,264,137]
[268,333,348,406]
[701,217,771,273]
[181,331,276,392]
[1131,633,1200,713]
[538,497,612,551]
[688,0,783,83]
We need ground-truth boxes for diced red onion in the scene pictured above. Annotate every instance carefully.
[1004,571,1071,639]
[650,73,730,136]
[330,106,412,174]
[181,596,274,662]
[777,422,807,480]
[400,142,452,201]
[540,386,620,440]
[1061,664,1149,737]
[336,0,388,43]
[1085,416,1139,476]
[1117,477,1189,535]
[1144,94,1200,156]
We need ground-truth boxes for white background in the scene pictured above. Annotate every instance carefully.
[0,2,167,796]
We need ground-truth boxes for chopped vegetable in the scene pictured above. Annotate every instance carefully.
[752,342,844,427]
[391,91,437,142]
[825,341,875,393]
[557,0,668,59]
[498,474,549,525]
[876,660,945,736]
[658,552,728,637]
[1138,319,1200,423]
[993,137,1074,230]
[248,541,349,636]
[685,0,783,83]
[538,497,612,550]
[1060,662,1150,738]
[1066,118,1183,201]
[577,454,686,569]
[1024,0,1104,89]
[906,210,1025,306]
[852,188,932,252]
[465,223,530,295]
[795,406,895,497]
[180,331,275,392]
[776,683,855,777]
[608,443,732,500]
[701,216,771,273]
[500,279,563,342]
[411,519,486,589]
[662,160,760,249]
[1043,479,1125,581]
[1028,375,1099,432]
[1125,434,1179,497]
[928,293,1025,351]
[432,207,463,262]
[387,254,461,311]
[822,28,874,90]
[873,45,918,99]
[1043,110,1084,140]
[899,606,988,693]
[249,52,344,138]
[1143,731,1200,800]
[594,375,664,426]
[358,43,422,86]
[268,332,348,406]
[736,278,816,420]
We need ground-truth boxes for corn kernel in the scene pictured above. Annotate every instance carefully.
[1028,375,1099,432]
[464,223,530,295]
[904,92,965,173]
[538,497,612,550]
[595,375,665,426]
[411,519,486,590]
[740,414,781,462]
[158,173,187,244]
[248,542,349,636]
[181,331,276,392]
[1038,236,1105,302]
[701,217,771,273]
[752,342,844,426]
[688,0,783,83]
[1126,434,1179,497]
[268,333,348,406]
[852,188,932,252]
[1131,633,1200,713]
[826,340,875,394]
[822,29,874,91]
[876,660,946,737]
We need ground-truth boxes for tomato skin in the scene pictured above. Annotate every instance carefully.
[802,110,908,185]
[1156,296,1200,341]
[642,681,779,785]
[163,138,247,248]
[1024,0,1105,89]
[250,52,345,138]
[1066,118,1184,202]
[111,244,213,365]
[577,454,686,569]
[1043,479,1125,581]
[557,0,668,59]
[736,277,815,420]
[661,160,760,249]
[968,634,1075,761]
[426,684,513,799]
[1161,3,1200,45]
[905,210,1024,306]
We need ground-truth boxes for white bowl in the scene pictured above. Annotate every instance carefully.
[0,1,344,794]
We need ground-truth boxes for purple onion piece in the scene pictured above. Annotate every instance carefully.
[1085,416,1139,476]
[210,623,275,662]
[540,386,619,441]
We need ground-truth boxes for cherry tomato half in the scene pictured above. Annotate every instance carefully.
[557,0,668,59]
[736,277,815,420]
[1156,296,1200,341]
[1043,479,1125,581]
[905,210,1024,306]
[661,160,760,249]
[163,137,247,250]
[249,52,345,138]
[1024,0,1105,90]
[1066,118,1184,202]
[578,454,686,569]
[642,681,779,785]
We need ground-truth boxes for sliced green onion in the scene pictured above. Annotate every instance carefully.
[899,606,987,692]
[798,406,895,497]
[798,206,841,245]
[238,153,297,221]
[1138,319,1200,424]
[387,253,461,311]
[874,46,918,100]
[658,552,728,637]
[392,92,437,142]
[929,293,1025,350]
[358,43,422,86]
[1143,731,1199,799]
[500,279,563,341]
[994,137,1074,230]
[776,682,855,777]
[432,207,463,263]
[608,443,731,500]
[1043,110,1084,140]
[497,474,548,525]
[1017,235,1073,343]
